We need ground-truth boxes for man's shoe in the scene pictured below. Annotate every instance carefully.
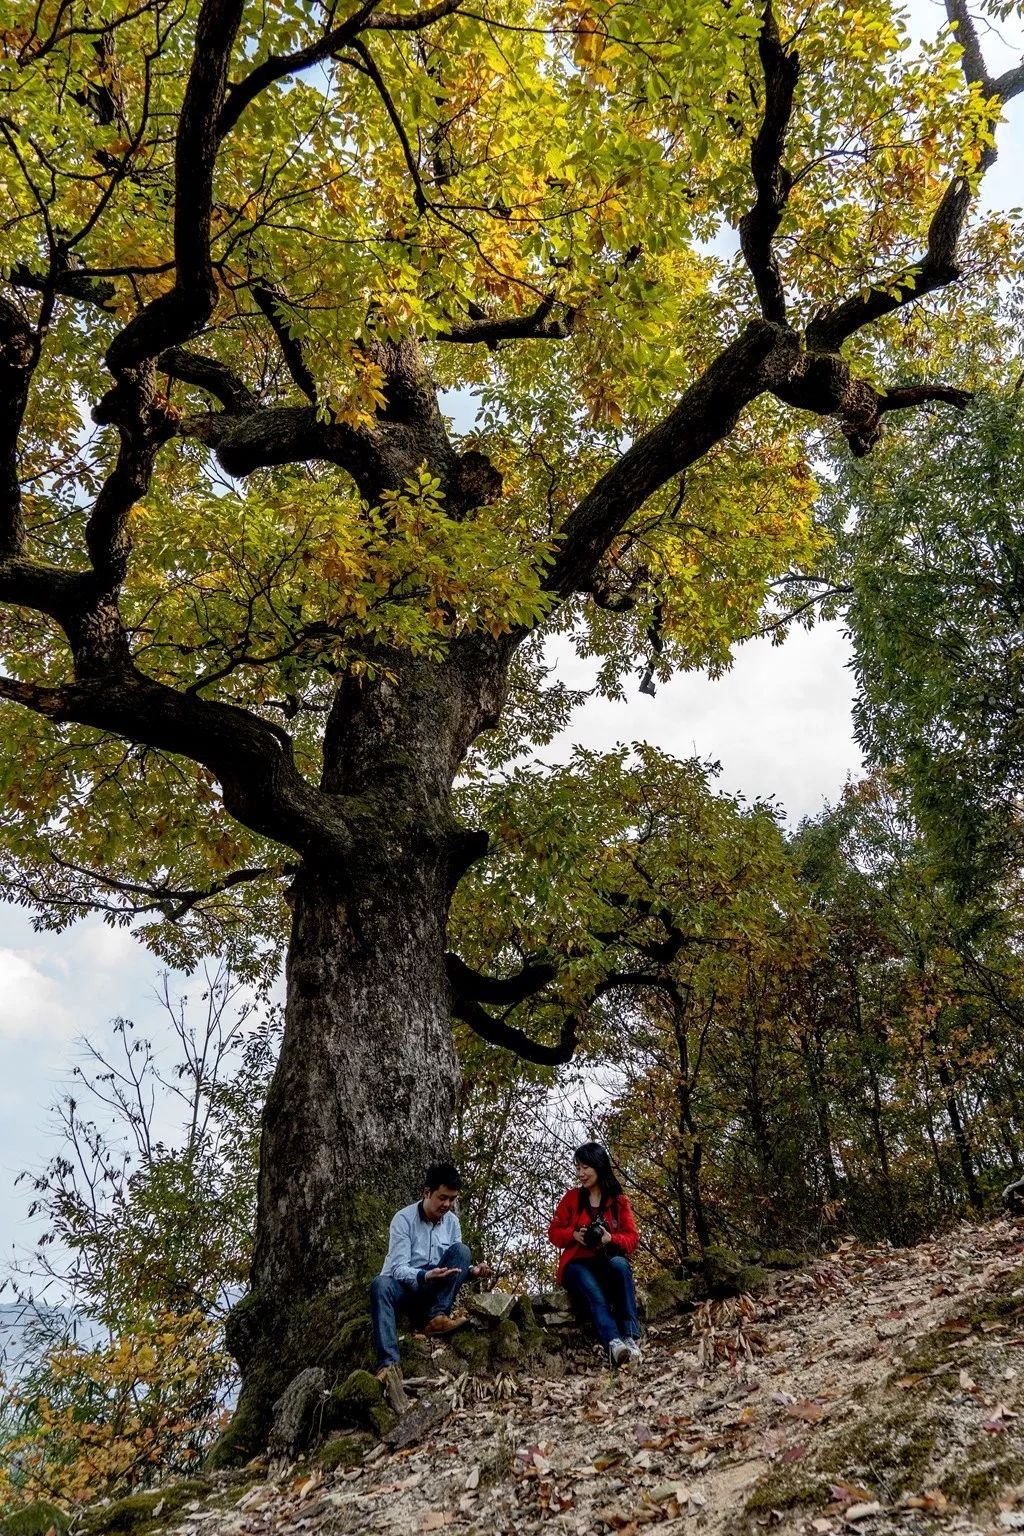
[424,1307,469,1336]
[608,1337,630,1367]
[622,1338,643,1365]
[375,1362,411,1413]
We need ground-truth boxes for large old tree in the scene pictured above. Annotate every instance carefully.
[1,0,1022,1450]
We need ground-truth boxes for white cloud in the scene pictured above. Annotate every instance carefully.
[543,621,863,826]
[0,946,76,1041]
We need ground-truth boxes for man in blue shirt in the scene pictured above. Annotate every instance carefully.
[371,1161,490,1413]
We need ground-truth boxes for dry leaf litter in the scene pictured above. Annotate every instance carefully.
[164,1220,1024,1536]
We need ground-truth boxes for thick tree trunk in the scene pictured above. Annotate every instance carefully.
[216,643,509,1462]
[222,849,460,1456]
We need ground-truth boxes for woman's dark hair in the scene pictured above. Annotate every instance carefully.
[574,1141,623,1201]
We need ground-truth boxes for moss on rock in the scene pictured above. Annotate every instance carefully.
[743,1469,825,1517]
[398,1332,434,1376]
[897,1268,1024,1383]
[2,1502,69,1536]
[816,1403,939,1498]
[697,1246,769,1299]
[323,1314,374,1374]
[327,1368,397,1438]
[206,1368,280,1470]
[450,1329,491,1371]
[644,1270,695,1320]
[77,1480,210,1536]
[943,1450,1024,1508]
[510,1297,537,1333]
[491,1319,524,1366]
[314,1433,369,1472]
[759,1248,808,1271]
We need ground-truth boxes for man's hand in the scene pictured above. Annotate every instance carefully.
[424,1266,461,1282]
[470,1261,493,1279]
[572,1227,588,1245]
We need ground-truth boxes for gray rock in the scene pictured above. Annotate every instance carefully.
[268,1366,328,1458]
[383,1392,449,1450]
[468,1290,518,1322]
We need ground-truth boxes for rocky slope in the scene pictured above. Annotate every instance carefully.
[24,1220,1024,1536]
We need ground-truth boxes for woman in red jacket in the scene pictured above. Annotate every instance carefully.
[548,1141,642,1367]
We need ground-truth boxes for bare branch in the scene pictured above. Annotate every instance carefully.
[878,382,973,414]
[251,285,318,403]
[9,262,116,310]
[547,320,784,598]
[437,295,575,346]
[452,991,578,1065]
[46,854,280,921]
[88,368,177,602]
[105,0,245,372]
[0,668,349,862]
[446,951,558,1005]
[160,345,257,412]
[805,176,971,352]
[0,293,40,555]
[217,0,464,139]
[217,0,381,138]
[738,0,800,325]
[0,557,87,622]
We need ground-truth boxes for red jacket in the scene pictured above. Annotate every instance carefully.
[548,1188,639,1285]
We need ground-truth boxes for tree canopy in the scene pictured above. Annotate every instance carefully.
[1,0,1021,969]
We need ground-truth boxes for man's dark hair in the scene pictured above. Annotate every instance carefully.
[424,1160,462,1192]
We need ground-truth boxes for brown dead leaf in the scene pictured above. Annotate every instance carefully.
[418,1514,451,1533]
[594,1450,625,1471]
[788,1398,827,1423]
[829,1482,874,1505]
[901,1489,948,1513]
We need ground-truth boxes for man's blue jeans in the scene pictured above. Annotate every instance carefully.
[370,1241,472,1368]
[563,1254,641,1348]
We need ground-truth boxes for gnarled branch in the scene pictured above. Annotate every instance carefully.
[160,346,257,413]
[452,992,578,1065]
[446,951,558,1005]
[252,284,318,403]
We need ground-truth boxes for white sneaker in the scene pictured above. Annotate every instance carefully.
[608,1337,630,1367]
[622,1338,642,1365]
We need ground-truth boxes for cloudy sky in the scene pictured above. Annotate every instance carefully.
[2,0,1022,1279]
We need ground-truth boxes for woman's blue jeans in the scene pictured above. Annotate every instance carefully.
[563,1254,641,1347]
[370,1241,472,1367]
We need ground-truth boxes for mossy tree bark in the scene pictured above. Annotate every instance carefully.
[221,651,508,1458]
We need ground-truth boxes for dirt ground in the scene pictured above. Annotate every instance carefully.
[167,1220,1024,1536]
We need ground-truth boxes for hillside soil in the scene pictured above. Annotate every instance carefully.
[157,1221,1024,1536]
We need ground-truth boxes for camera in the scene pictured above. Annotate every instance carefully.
[582,1217,609,1249]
